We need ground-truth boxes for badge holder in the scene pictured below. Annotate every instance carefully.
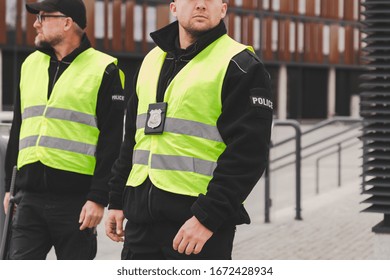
[145,102,168,135]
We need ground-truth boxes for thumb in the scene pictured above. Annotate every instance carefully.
[116,217,123,234]
[79,206,86,223]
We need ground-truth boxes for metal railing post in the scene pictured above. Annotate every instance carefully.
[295,125,302,220]
[269,117,360,222]
[314,139,360,194]
[273,120,302,221]
[264,152,271,223]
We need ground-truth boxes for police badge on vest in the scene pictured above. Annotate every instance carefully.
[145,102,168,134]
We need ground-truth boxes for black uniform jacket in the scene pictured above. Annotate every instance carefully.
[4,34,125,206]
[108,21,273,232]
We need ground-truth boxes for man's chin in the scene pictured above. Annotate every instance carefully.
[188,26,210,38]
[35,39,51,49]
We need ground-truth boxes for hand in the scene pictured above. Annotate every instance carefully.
[173,216,213,255]
[3,192,10,214]
[105,209,125,242]
[79,200,104,230]
[3,192,17,215]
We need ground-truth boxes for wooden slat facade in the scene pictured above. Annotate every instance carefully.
[0,0,361,66]
[85,0,95,46]
[125,1,135,52]
[0,0,5,44]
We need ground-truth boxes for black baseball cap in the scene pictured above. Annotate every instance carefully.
[26,0,87,29]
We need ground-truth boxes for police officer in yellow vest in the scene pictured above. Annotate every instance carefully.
[106,0,272,259]
[3,0,125,259]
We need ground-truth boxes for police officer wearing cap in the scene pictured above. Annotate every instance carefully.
[3,0,125,260]
[105,0,273,259]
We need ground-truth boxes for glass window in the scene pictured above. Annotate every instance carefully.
[146,7,156,43]
[339,0,344,19]
[289,22,296,53]
[95,1,104,38]
[298,22,304,53]
[134,5,142,41]
[263,0,270,10]
[323,25,330,55]
[315,0,321,16]
[299,0,306,14]
[254,17,261,50]
[338,26,345,53]
[273,0,280,11]
[272,19,278,52]
[234,16,241,42]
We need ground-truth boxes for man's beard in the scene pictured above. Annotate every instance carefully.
[184,26,208,40]
[35,40,52,49]
[35,35,62,49]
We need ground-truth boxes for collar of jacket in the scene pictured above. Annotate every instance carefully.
[150,20,227,60]
[36,33,92,63]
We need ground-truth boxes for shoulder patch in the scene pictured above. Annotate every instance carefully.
[249,88,273,110]
[250,96,273,110]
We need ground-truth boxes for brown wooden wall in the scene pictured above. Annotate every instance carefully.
[0,0,361,66]
[0,0,5,44]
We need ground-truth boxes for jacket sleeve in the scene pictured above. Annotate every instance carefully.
[4,91,21,192]
[191,50,273,232]
[87,63,126,206]
[107,71,139,210]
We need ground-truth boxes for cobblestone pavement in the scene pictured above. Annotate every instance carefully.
[232,179,382,260]
[86,178,381,260]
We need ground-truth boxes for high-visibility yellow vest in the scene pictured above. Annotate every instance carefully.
[127,34,253,196]
[18,48,124,175]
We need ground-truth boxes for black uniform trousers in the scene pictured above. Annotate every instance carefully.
[9,191,97,260]
[120,182,236,260]
[121,220,236,260]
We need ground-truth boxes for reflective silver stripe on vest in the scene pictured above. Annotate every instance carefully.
[22,106,97,127]
[136,114,147,129]
[133,149,150,165]
[19,135,39,149]
[151,154,217,177]
[45,107,97,127]
[22,106,46,120]
[136,114,223,142]
[39,136,96,156]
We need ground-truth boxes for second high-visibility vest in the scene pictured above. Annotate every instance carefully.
[127,34,253,196]
[18,48,124,175]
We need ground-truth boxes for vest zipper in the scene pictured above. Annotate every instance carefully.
[51,62,61,93]
[165,58,179,91]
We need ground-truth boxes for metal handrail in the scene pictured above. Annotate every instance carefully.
[315,138,361,194]
[271,122,361,165]
[271,118,361,164]
[265,117,362,223]
[272,117,361,148]
[265,120,302,223]
[272,132,361,172]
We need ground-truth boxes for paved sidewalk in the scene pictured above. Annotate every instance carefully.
[86,178,381,260]
[233,179,381,260]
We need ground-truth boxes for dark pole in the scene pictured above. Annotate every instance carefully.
[273,120,302,221]
[295,123,302,220]
[264,148,271,223]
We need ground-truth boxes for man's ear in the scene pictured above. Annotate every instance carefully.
[221,3,228,19]
[170,1,177,18]
[64,17,72,31]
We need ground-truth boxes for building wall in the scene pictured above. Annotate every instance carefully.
[0,0,363,119]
